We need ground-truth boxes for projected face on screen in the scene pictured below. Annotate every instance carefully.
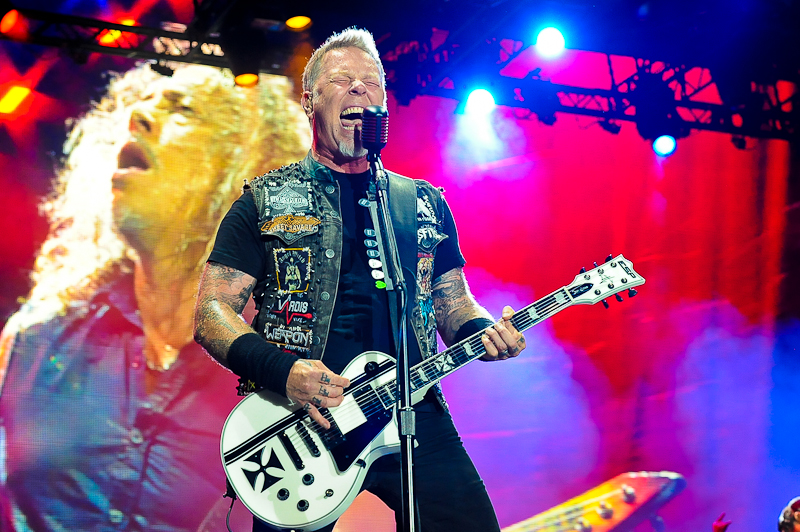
[112,66,248,253]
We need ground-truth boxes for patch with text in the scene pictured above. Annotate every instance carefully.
[261,214,321,244]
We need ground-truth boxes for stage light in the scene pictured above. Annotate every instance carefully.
[464,88,495,115]
[99,18,135,45]
[535,27,565,58]
[652,135,676,157]
[285,16,311,31]
[0,86,31,114]
[1,8,29,40]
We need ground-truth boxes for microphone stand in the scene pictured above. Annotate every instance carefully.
[366,149,417,532]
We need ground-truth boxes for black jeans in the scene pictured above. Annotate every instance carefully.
[254,400,500,532]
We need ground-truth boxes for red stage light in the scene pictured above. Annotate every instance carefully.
[0,9,29,40]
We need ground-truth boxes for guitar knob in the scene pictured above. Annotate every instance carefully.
[615,294,624,302]
[579,267,586,273]
[602,299,609,309]
[325,489,334,498]
[628,288,638,298]
[622,484,636,502]
[277,488,290,501]
[598,501,613,519]
[575,518,592,531]
[302,474,315,485]
[297,499,309,512]
[605,254,613,263]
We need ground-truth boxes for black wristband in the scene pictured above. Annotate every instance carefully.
[453,317,495,345]
[227,333,298,397]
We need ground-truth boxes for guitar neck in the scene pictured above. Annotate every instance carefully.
[373,286,574,405]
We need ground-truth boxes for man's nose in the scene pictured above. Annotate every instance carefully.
[349,80,367,96]
[129,107,155,135]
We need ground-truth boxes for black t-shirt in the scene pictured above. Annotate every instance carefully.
[209,170,465,375]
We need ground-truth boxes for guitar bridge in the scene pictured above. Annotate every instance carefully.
[296,422,321,457]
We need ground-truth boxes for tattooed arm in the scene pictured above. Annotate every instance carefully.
[193,261,257,365]
[433,267,527,361]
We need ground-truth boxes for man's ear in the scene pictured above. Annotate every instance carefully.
[301,92,313,115]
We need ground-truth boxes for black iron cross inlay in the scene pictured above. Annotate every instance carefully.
[242,447,284,493]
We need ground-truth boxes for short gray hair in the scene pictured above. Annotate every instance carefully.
[302,27,385,95]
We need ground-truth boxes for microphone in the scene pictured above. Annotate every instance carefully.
[361,105,389,154]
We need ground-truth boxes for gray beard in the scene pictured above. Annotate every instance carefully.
[338,137,366,159]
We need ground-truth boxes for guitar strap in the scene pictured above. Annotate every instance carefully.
[367,171,418,355]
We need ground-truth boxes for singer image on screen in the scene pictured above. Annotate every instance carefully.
[0,63,310,531]
[194,27,527,532]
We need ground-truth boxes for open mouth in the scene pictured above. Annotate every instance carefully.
[117,141,151,171]
[340,106,364,130]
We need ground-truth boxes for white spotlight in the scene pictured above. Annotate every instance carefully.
[536,27,566,58]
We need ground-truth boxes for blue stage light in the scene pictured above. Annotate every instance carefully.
[464,88,496,115]
[653,135,677,157]
[536,27,566,58]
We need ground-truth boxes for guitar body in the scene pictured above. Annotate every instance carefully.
[221,351,424,531]
[221,255,646,531]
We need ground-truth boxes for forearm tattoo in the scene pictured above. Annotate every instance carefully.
[194,262,257,360]
[432,268,493,346]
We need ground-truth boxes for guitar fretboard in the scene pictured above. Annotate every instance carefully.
[374,287,573,408]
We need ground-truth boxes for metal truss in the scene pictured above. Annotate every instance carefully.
[382,36,798,141]
[0,8,230,69]
[2,9,796,141]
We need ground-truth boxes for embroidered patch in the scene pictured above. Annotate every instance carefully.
[417,195,437,224]
[417,225,447,253]
[268,183,310,214]
[271,294,313,325]
[417,253,434,298]
[264,323,312,352]
[274,248,312,293]
[261,214,321,244]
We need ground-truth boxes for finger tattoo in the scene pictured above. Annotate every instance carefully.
[319,385,329,397]
[312,396,322,406]
[321,373,331,384]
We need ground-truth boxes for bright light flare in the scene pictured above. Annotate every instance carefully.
[285,16,312,30]
[535,27,566,58]
[99,18,136,45]
[0,86,32,114]
[234,73,259,88]
[653,135,677,157]
[464,88,496,115]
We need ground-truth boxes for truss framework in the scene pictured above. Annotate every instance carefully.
[1,9,797,141]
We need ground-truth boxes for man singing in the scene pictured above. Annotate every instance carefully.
[194,27,526,531]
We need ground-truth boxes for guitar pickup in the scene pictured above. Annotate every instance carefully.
[296,422,321,458]
[278,431,304,470]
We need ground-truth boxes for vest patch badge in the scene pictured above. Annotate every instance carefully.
[261,214,321,244]
[268,183,311,214]
[417,253,434,298]
[274,247,311,293]
[417,224,447,253]
[271,294,313,325]
[263,323,312,353]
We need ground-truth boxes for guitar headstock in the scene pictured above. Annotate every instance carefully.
[567,254,645,307]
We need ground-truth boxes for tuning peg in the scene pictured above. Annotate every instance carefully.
[579,267,586,273]
[605,254,613,263]
[615,294,624,302]
[593,262,599,268]
[602,299,609,309]
[628,288,638,298]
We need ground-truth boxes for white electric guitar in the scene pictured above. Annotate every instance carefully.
[220,254,645,531]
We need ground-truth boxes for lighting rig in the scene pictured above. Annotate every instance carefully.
[0,1,797,143]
